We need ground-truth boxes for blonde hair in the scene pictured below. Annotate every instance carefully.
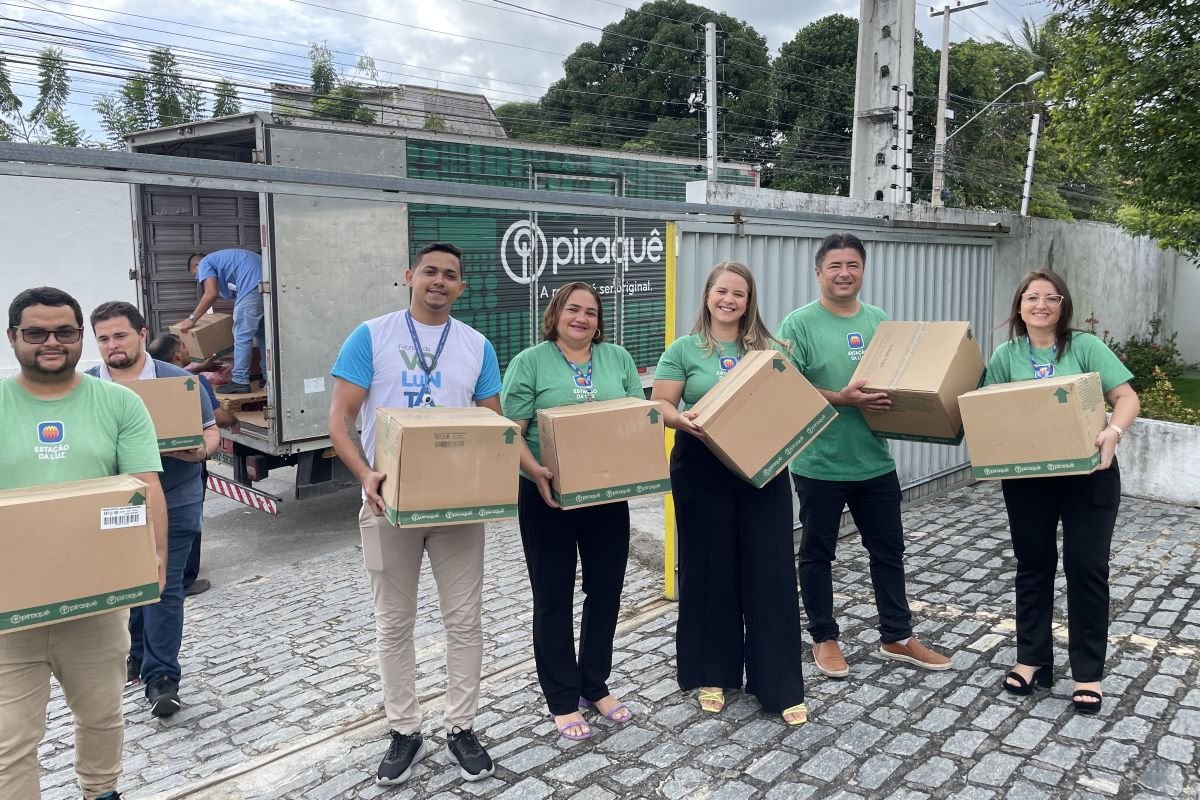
[691,261,784,354]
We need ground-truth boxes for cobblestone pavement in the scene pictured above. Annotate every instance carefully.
[35,483,1200,800]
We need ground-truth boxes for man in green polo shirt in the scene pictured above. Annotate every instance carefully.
[0,287,166,800]
[776,233,951,679]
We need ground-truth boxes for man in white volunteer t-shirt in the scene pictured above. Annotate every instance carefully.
[329,242,503,786]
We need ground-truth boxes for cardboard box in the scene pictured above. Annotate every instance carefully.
[0,475,160,635]
[537,398,670,508]
[169,313,234,361]
[119,376,206,452]
[688,350,837,487]
[850,321,986,445]
[959,372,1107,480]
[374,407,520,526]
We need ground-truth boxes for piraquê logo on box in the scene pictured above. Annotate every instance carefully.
[38,421,65,443]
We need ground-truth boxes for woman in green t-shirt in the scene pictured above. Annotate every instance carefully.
[986,270,1140,715]
[501,282,645,741]
[651,261,808,726]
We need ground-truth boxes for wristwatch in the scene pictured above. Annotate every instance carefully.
[187,314,198,322]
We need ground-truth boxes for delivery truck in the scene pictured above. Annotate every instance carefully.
[122,113,758,510]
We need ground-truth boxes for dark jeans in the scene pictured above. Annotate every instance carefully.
[183,465,207,589]
[517,477,629,716]
[793,471,912,644]
[130,500,202,686]
[1001,461,1121,682]
[671,434,805,712]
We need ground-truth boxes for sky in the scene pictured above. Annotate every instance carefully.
[0,0,1057,141]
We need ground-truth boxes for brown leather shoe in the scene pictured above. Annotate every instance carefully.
[879,637,952,671]
[812,639,849,678]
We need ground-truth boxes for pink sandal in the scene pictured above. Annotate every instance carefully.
[579,696,633,723]
[550,712,592,741]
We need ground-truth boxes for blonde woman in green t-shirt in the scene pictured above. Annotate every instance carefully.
[651,262,809,726]
[501,282,645,741]
[987,270,1139,715]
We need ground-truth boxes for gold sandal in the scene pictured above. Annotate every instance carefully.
[698,688,725,713]
[782,703,808,726]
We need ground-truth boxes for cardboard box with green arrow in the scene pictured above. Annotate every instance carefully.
[0,475,160,634]
[689,350,837,487]
[537,398,670,508]
[374,407,520,526]
[959,372,1107,479]
[118,376,206,452]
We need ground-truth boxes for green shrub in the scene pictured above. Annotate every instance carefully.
[1138,367,1199,425]
[1084,314,1185,393]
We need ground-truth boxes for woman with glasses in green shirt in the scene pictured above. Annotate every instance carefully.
[501,281,645,741]
[650,261,808,726]
[986,270,1140,715]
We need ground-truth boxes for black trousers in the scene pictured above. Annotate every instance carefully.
[793,470,913,643]
[1000,461,1121,682]
[671,435,805,712]
[517,477,630,716]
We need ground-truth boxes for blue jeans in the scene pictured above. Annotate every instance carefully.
[231,289,265,385]
[130,500,203,686]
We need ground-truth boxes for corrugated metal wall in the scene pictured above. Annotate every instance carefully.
[674,220,995,495]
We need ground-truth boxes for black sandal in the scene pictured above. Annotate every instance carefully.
[1002,665,1052,696]
[1072,689,1102,714]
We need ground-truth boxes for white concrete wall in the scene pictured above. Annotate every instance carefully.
[1119,418,1200,507]
[696,182,1185,346]
[0,176,138,378]
[1174,258,1200,365]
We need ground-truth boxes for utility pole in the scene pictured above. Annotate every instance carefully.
[929,0,987,207]
[705,21,718,183]
[850,0,915,202]
[1020,112,1041,217]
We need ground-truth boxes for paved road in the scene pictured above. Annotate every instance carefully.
[34,481,1200,799]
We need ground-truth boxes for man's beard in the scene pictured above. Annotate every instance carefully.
[19,347,81,382]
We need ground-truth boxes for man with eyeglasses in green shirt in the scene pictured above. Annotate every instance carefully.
[0,287,166,800]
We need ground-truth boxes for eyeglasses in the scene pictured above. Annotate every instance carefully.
[1021,293,1064,307]
[14,327,84,344]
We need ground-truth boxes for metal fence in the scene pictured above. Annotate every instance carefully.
[673,219,996,498]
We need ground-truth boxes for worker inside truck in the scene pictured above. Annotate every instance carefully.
[179,249,264,396]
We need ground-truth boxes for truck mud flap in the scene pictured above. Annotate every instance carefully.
[206,474,282,515]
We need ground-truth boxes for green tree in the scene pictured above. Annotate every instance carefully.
[1047,0,1200,255]
[307,44,376,123]
[769,15,857,193]
[0,53,21,141]
[94,48,241,146]
[535,0,773,159]
[212,79,241,117]
[494,101,549,139]
[0,48,91,146]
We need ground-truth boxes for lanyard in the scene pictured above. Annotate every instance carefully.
[405,312,452,406]
[1027,336,1056,380]
[555,344,594,400]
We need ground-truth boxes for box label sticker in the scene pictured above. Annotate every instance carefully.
[304,377,326,395]
[100,505,147,530]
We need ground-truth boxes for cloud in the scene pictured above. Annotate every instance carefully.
[0,0,1053,137]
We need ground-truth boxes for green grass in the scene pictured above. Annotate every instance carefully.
[1173,377,1200,410]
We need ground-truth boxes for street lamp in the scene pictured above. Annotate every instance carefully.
[945,70,1044,143]
[931,69,1044,207]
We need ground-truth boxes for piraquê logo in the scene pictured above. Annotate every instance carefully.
[500,220,664,285]
[38,421,64,444]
